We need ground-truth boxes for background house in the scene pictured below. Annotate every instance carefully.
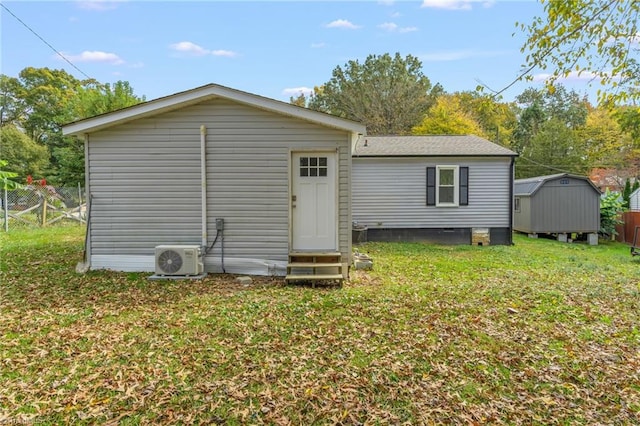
[630,187,640,211]
[63,84,365,277]
[352,135,517,245]
[513,173,601,244]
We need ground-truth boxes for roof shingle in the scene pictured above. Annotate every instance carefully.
[353,135,517,157]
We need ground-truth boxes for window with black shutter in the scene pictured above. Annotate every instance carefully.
[426,166,469,207]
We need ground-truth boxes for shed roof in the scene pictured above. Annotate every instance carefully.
[352,135,517,157]
[514,173,601,196]
[62,83,366,136]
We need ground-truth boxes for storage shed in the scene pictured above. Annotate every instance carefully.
[630,187,640,211]
[62,84,365,279]
[513,173,601,244]
[352,135,517,245]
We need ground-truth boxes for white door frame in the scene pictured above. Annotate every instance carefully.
[289,148,339,251]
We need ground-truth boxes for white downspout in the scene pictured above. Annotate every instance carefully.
[200,125,208,248]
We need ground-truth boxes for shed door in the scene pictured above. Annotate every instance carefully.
[291,152,337,251]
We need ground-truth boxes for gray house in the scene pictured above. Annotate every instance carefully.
[630,187,640,211]
[513,173,601,244]
[352,135,518,245]
[62,84,366,278]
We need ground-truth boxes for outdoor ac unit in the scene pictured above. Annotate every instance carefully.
[155,245,204,276]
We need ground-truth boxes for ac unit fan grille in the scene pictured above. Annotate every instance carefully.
[157,249,184,274]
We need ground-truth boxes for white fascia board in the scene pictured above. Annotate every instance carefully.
[63,84,366,136]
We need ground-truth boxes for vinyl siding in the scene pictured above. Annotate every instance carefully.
[352,157,512,228]
[87,99,351,269]
[630,189,640,211]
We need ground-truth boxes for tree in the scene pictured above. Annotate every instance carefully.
[0,125,49,181]
[0,67,145,185]
[73,81,145,118]
[517,118,587,178]
[517,1,640,104]
[513,86,589,159]
[289,92,309,108]
[308,53,442,135]
[449,91,517,147]
[579,107,632,170]
[412,94,487,136]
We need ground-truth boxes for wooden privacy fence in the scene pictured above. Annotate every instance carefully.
[615,211,640,244]
[1,186,86,231]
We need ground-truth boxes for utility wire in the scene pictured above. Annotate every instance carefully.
[1,3,92,80]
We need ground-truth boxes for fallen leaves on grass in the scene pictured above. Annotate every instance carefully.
[1,230,639,424]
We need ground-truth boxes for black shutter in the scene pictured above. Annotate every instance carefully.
[426,167,436,206]
[460,167,469,206]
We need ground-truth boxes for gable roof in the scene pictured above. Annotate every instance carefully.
[62,83,366,136]
[352,135,517,157]
[514,173,601,196]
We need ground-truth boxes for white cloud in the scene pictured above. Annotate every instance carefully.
[390,11,402,18]
[421,49,509,61]
[283,87,314,97]
[379,22,398,31]
[76,0,124,11]
[62,50,124,65]
[532,71,602,82]
[378,22,418,33]
[211,49,238,58]
[130,61,144,69]
[421,0,494,10]
[311,42,326,48]
[378,0,395,5]
[326,19,361,29]
[169,41,209,56]
[169,41,238,58]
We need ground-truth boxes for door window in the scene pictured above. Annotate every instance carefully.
[300,156,328,177]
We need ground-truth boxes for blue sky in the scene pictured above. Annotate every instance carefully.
[1,1,602,104]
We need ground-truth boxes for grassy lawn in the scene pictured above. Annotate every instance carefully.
[1,226,639,424]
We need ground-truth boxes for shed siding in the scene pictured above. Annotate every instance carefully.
[530,179,600,233]
[352,157,512,228]
[513,196,533,233]
[88,99,351,271]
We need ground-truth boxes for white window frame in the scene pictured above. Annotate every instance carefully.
[436,165,459,207]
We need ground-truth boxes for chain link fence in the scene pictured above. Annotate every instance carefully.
[1,185,86,231]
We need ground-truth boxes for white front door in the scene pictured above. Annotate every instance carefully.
[291,152,337,251]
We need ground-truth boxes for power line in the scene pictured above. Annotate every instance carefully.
[1,3,92,80]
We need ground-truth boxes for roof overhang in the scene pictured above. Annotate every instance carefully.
[63,83,366,136]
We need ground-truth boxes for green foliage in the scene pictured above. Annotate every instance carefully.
[72,80,145,119]
[518,1,640,105]
[521,119,588,178]
[308,53,441,135]
[0,67,145,186]
[623,179,632,209]
[600,189,625,237]
[0,125,49,181]
[52,142,85,186]
[514,86,592,178]
[0,159,21,190]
